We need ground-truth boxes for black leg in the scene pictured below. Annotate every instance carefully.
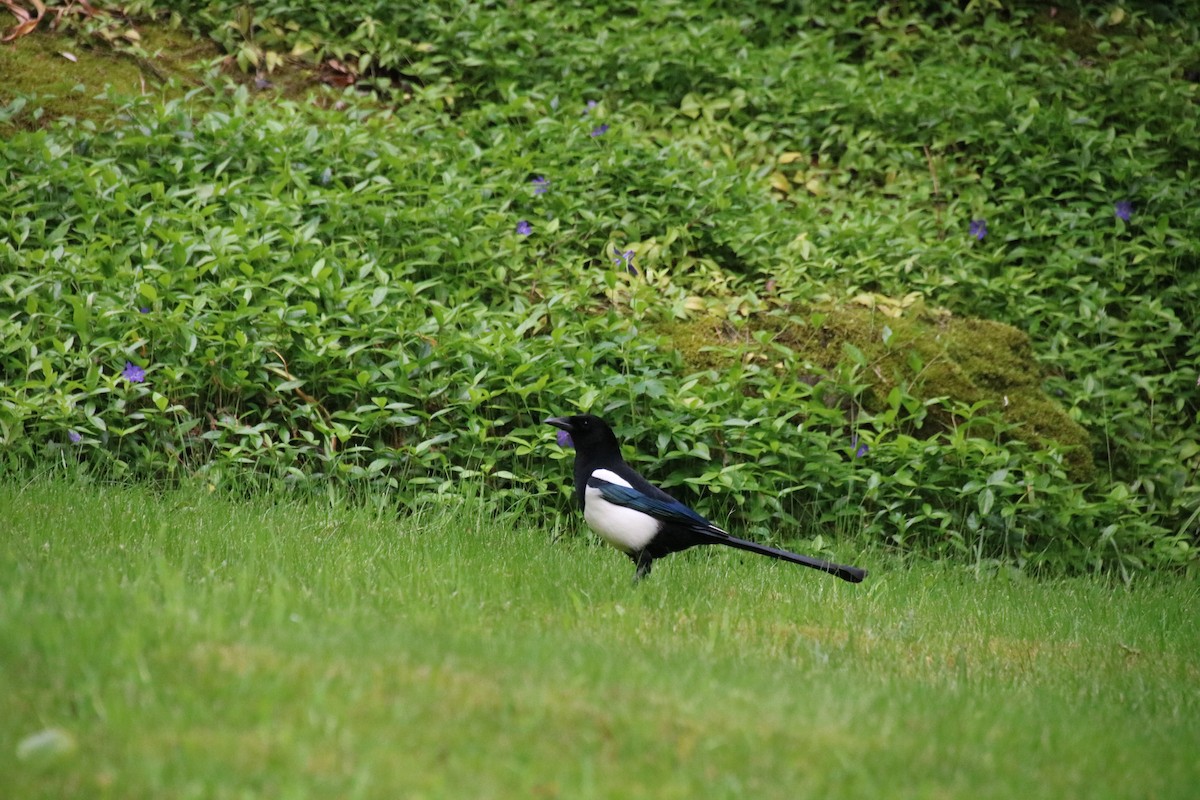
[632,552,653,582]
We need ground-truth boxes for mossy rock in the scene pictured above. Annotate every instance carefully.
[659,297,1093,481]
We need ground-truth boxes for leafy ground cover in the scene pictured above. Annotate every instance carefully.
[2,479,1198,799]
[1,2,1198,574]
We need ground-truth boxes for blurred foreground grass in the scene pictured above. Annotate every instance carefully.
[2,479,1197,799]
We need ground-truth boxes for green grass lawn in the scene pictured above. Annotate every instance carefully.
[2,479,1197,799]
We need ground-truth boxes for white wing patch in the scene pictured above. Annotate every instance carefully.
[590,468,632,488]
[583,469,658,553]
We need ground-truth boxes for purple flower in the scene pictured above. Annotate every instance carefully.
[1114,200,1133,221]
[532,176,549,195]
[851,435,868,458]
[590,124,609,137]
[612,249,637,275]
[139,306,149,314]
[122,361,145,383]
[969,219,987,241]
[516,220,532,236]
[68,430,82,444]
[556,428,574,449]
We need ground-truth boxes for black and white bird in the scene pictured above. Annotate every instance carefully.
[545,414,867,583]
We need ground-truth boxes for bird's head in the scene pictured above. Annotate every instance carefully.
[544,413,619,453]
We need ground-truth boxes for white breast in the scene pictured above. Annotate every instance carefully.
[583,469,659,554]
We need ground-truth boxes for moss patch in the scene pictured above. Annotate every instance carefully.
[657,318,755,374]
[0,20,338,134]
[0,31,145,130]
[0,20,225,132]
[659,299,1093,481]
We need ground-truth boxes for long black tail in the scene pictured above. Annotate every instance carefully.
[711,533,867,583]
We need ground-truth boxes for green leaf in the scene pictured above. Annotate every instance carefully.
[986,469,1009,486]
[978,488,995,517]
[67,296,91,344]
[413,433,456,454]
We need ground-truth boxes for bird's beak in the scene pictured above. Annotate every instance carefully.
[544,416,573,432]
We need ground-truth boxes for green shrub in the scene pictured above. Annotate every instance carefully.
[2,1,1198,575]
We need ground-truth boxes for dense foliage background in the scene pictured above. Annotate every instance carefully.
[2,1,1198,575]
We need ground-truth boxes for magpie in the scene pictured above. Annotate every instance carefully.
[545,414,867,583]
